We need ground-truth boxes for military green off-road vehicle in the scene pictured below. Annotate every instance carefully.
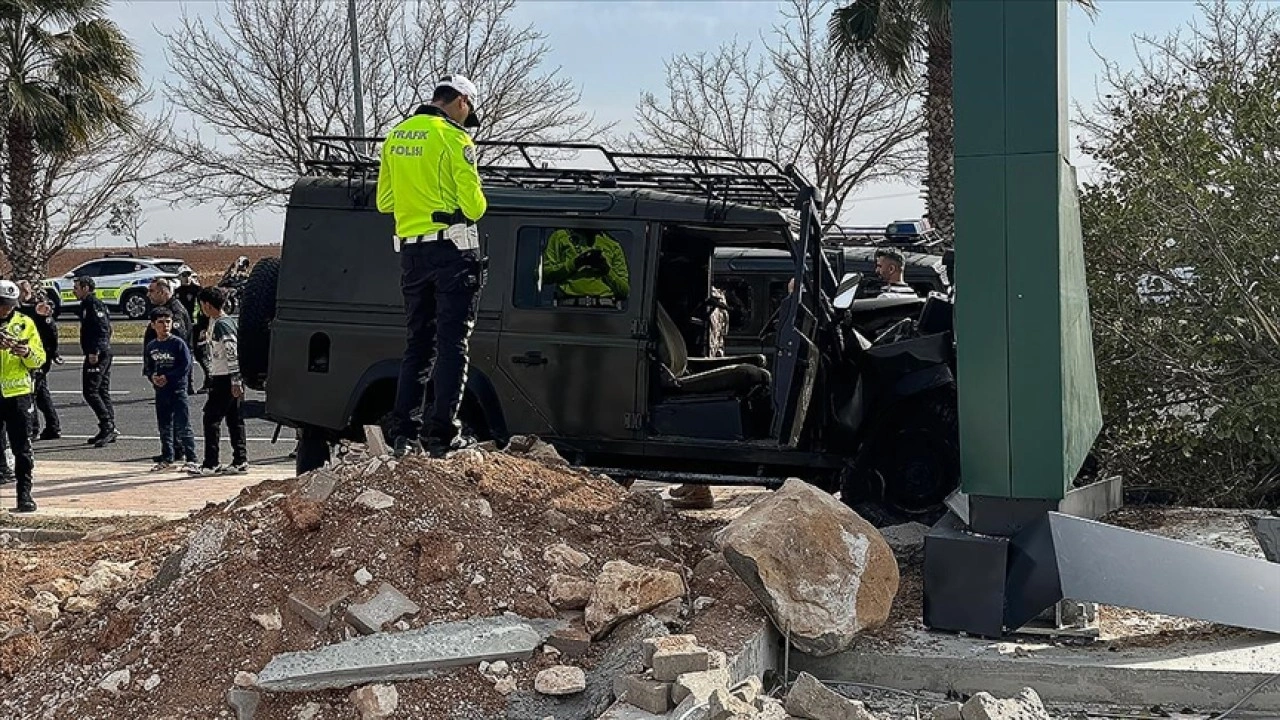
[239,139,960,520]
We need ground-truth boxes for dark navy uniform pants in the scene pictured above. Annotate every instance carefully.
[393,239,484,443]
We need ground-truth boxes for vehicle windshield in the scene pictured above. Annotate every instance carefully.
[154,262,185,274]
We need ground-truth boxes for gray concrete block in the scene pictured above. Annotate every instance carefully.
[363,425,390,457]
[651,647,709,682]
[1247,515,1280,563]
[257,616,558,691]
[288,588,351,631]
[226,688,261,720]
[345,583,419,635]
[300,470,341,503]
[618,674,671,715]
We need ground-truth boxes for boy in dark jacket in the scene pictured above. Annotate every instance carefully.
[144,307,196,472]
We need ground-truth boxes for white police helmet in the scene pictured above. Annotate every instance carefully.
[0,280,20,307]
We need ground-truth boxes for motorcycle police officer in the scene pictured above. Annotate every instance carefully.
[377,75,487,458]
[0,280,47,512]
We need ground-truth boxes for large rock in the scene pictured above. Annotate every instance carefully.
[584,561,686,639]
[716,479,898,656]
[960,688,1051,720]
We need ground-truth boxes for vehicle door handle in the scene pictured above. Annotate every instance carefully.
[512,351,548,366]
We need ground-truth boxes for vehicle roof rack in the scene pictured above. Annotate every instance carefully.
[306,136,814,210]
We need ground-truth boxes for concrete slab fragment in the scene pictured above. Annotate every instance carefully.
[792,626,1280,712]
[345,583,419,635]
[299,470,341,503]
[257,616,559,692]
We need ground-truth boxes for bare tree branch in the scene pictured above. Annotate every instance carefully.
[627,0,922,226]
[158,0,611,214]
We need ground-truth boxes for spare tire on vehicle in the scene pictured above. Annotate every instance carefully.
[238,257,279,391]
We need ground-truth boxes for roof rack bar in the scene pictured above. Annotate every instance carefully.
[303,135,813,210]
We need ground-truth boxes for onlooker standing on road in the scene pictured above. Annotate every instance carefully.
[16,280,60,440]
[191,286,247,475]
[74,276,117,447]
[144,278,194,392]
[144,307,197,473]
[0,280,47,513]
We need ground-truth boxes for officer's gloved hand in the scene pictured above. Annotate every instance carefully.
[574,249,608,276]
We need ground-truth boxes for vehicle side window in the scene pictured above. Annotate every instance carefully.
[513,226,634,311]
[717,276,754,332]
[75,262,105,277]
[97,261,136,277]
[768,280,791,317]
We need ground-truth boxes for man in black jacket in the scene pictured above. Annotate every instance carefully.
[73,277,116,447]
[16,281,59,440]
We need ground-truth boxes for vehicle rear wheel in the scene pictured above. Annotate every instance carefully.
[295,424,331,475]
[238,258,280,392]
[122,291,149,320]
[842,385,959,522]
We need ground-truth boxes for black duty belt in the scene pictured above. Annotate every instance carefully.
[556,296,619,308]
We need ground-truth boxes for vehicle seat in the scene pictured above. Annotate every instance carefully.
[656,303,770,395]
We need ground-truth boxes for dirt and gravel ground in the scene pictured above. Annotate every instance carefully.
[0,440,767,720]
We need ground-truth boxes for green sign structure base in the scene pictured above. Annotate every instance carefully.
[924,0,1280,640]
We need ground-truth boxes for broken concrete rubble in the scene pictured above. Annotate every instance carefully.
[287,587,350,631]
[585,560,686,639]
[960,688,1051,720]
[256,615,556,691]
[226,688,261,720]
[785,672,878,720]
[534,664,587,695]
[350,683,399,719]
[548,573,595,610]
[932,702,964,720]
[344,582,420,635]
[717,479,898,657]
[544,543,592,572]
[354,487,395,510]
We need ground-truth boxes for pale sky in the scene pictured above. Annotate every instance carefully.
[106,0,1218,246]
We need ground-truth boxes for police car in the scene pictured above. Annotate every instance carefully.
[42,253,187,320]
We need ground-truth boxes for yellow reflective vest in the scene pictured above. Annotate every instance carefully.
[376,107,487,238]
[0,312,46,398]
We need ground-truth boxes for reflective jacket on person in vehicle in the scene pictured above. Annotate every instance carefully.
[0,312,46,398]
[375,106,487,238]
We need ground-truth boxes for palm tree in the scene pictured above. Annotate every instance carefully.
[0,0,139,280]
[829,0,1094,243]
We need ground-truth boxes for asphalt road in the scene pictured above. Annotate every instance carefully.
[20,354,295,467]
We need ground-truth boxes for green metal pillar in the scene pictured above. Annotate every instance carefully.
[952,0,1101,531]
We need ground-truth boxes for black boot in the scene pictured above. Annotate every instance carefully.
[14,477,35,513]
[93,428,119,448]
[38,427,60,441]
[0,466,13,484]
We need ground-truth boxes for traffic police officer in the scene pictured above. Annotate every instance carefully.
[377,75,487,457]
[0,280,47,512]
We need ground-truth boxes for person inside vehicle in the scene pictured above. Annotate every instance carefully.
[541,228,630,308]
[874,248,917,297]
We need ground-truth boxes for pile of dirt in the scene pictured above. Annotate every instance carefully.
[0,439,766,720]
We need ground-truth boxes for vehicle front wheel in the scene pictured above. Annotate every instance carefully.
[841,385,959,524]
[122,291,149,320]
